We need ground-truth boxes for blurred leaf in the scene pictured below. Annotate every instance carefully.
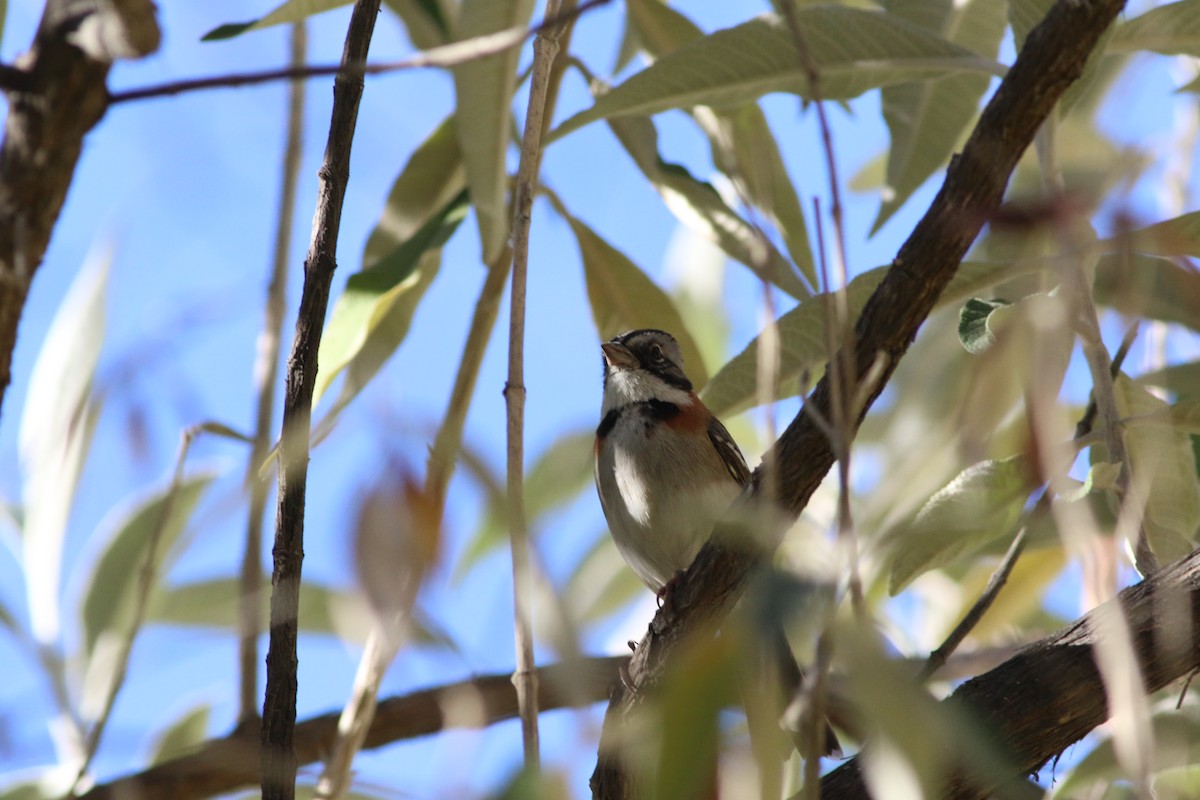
[21,257,108,644]
[626,0,703,55]
[1109,0,1200,56]
[606,114,807,299]
[460,429,595,575]
[354,468,442,631]
[79,472,216,658]
[875,0,1006,231]
[150,578,358,637]
[887,455,1033,594]
[315,190,468,406]
[452,0,535,263]
[363,116,466,266]
[1093,252,1200,331]
[201,0,351,41]
[1008,0,1053,51]
[554,9,991,139]
[1051,707,1200,797]
[382,0,449,50]
[957,296,1011,354]
[558,208,709,387]
[563,531,645,625]
[702,259,1037,416]
[1121,209,1200,259]
[1112,375,1200,563]
[950,546,1067,642]
[657,635,736,800]
[1138,361,1200,397]
[148,704,210,764]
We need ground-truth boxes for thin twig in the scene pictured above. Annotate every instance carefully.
[261,3,380,798]
[238,20,307,729]
[68,426,201,797]
[106,0,609,106]
[504,0,571,770]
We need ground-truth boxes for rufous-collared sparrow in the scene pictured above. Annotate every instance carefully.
[593,328,839,757]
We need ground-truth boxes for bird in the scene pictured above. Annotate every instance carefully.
[593,328,838,758]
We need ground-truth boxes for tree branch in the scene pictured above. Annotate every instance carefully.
[590,0,1128,796]
[0,0,159,416]
[77,656,627,800]
[819,545,1200,800]
[262,2,379,798]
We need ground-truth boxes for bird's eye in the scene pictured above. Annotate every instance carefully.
[648,344,665,362]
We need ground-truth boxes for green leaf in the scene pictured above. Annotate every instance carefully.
[887,455,1033,594]
[21,257,108,644]
[459,429,596,574]
[1093,252,1200,331]
[716,104,817,289]
[1109,0,1200,57]
[1051,707,1200,797]
[563,531,645,624]
[957,296,1010,355]
[382,0,449,50]
[314,191,468,406]
[1008,0,1052,51]
[451,0,535,264]
[148,704,210,764]
[606,113,808,299]
[554,9,993,139]
[201,0,352,41]
[562,209,709,387]
[150,578,359,638]
[875,0,1006,231]
[1138,361,1200,397]
[1112,375,1200,564]
[363,117,466,266]
[626,0,704,56]
[1119,210,1200,259]
[701,260,1038,417]
[78,472,216,659]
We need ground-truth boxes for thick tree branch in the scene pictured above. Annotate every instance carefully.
[590,0,1128,796]
[820,546,1200,799]
[262,2,379,797]
[0,0,159,416]
[78,656,626,800]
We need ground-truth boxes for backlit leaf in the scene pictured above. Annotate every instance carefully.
[1109,0,1200,57]
[451,0,535,263]
[148,704,210,764]
[202,0,351,41]
[554,9,992,138]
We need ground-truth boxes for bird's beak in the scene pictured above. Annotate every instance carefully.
[601,341,638,370]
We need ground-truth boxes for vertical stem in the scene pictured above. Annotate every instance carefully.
[505,0,569,770]
[261,3,379,798]
[240,21,307,728]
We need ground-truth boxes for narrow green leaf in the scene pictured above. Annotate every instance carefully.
[957,296,1010,355]
[201,0,352,41]
[363,117,466,267]
[1120,210,1200,259]
[875,0,1006,231]
[150,578,357,638]
[561,209,709,387]
[626,0,704,55]
[78,472,216,659]
[1113,375,1200,564]
[148,704,210,764]
[1138,361,1200,397]
[606,114,808,299]
[701,260,1037,416]
[21,257,109,644]
[887,455,1033,594]
[314,191,468,406]
[1093,252,1200,331]
[1051,708,1200,797]
[451,0,535,263]
[1109,0,1200,56]
[382,0,449,50]
[554,9,993,139]
[564,531,645,624]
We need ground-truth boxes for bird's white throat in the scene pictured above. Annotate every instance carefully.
[602,368,692,414]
